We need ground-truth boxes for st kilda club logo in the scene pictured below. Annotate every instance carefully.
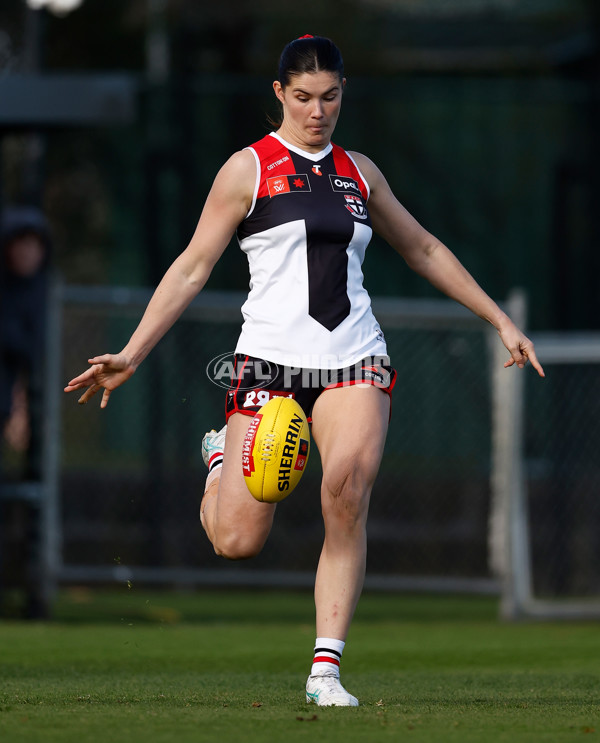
[343,194,368,219]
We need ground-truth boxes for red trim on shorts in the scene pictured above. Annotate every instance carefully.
[323,376,396,395]
[226,407,259,421]
[322,369,397,421]
[224,355,251,421]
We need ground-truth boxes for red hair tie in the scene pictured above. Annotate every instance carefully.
[298,34,314,39]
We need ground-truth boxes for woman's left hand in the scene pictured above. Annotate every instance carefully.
[498,323,545,377]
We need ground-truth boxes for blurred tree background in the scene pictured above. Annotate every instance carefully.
[1,0,599,330]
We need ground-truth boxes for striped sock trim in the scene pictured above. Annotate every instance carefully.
[314,648,341,660]
[208,453,223,473]
[313,655,340,667]
[311,646,342,676]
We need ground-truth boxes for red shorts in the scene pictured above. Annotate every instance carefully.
[225,354,397,421]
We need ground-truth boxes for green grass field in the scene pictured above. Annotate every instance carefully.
[1,589,598,743]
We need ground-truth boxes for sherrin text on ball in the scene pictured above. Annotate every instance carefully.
[242,396,310,503]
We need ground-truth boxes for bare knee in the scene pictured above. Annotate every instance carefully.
[321,464,371,533]
[212,527,269,560]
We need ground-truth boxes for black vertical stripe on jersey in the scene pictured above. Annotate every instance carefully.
[294,151,353,331]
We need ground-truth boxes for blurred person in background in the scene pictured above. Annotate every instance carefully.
[0,205,50,477]
[0,205,51,618]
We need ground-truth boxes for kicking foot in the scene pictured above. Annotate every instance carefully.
[201,425,227,470]
[305,674,359,707]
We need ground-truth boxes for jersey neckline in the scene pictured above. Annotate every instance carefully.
[269,131,333,162]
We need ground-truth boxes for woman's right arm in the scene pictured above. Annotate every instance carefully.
[64,148,256,407]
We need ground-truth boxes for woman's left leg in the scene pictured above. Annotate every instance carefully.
[306,383,390,705]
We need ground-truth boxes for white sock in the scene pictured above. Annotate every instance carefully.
[311,637,345,678]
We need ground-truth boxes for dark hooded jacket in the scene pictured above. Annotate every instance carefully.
[0,206,51,423]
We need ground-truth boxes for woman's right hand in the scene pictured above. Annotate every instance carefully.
[64,353,136,408]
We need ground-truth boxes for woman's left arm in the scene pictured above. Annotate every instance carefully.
[351,152,545,377]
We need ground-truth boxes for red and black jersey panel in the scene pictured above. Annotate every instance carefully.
[237,135,371,332]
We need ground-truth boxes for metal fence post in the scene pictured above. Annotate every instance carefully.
[40,274,64,610]
[489,289,532,619]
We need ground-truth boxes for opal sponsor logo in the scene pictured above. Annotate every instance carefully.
[329,174,361,194]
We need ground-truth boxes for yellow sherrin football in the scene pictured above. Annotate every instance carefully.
[242,396,310,503]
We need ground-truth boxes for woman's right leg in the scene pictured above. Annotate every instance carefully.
[200,412,277,560]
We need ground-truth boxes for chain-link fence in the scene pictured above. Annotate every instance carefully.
[527,360,600,598]
[56,285,500,592]
[522,336,600,617]
[6,284,599,618]
[488,330,600,619]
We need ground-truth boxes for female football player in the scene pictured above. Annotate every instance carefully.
[65,35,544,706]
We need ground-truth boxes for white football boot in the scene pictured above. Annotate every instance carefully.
[201,425,227,469]
[305,674,359,707]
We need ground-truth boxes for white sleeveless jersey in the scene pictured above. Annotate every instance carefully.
[234,132,387,370]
